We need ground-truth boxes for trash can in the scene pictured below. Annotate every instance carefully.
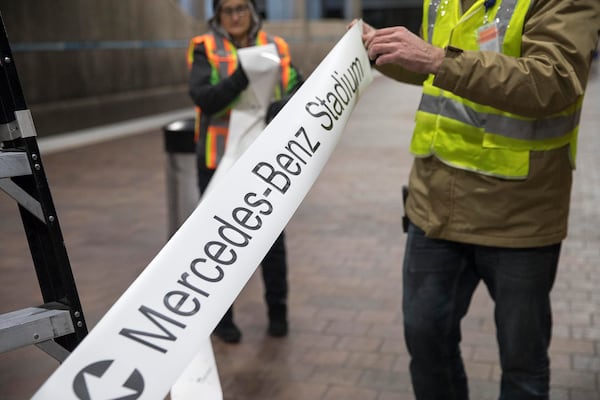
[163,118,198,238]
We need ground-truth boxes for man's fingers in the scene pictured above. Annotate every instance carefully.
[367,42,395,63]
[363,30,378,52]
[362,26,405,62]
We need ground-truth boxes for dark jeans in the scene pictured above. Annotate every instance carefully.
[198,166,288,321]
[403,222,560,400]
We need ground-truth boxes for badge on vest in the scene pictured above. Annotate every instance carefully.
[477,22,500,52]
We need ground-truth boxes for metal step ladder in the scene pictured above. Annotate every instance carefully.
[0,12,87,362]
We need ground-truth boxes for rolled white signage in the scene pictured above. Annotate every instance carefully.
[33,21,372,400]
[172,42,282,400]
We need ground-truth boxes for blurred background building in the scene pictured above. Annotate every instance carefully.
[0,0,421,137]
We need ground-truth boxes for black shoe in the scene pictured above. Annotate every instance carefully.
[213,320,242,343]
[268,319,288,337]
[267,302,288,337]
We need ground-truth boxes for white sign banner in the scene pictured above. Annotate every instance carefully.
[171,42,282,400]
[33,22,372,400]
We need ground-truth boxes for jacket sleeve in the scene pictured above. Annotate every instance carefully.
[374,63,428,86]
[433,0,600,118]
[188,41,249,116]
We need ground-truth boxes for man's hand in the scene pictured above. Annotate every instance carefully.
[363,26,444,75]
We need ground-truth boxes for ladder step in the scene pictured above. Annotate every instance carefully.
[0,306,75,353]
[0,150,31,178]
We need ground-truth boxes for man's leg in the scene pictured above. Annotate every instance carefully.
[403,222,479,400]
[477,244,560,400]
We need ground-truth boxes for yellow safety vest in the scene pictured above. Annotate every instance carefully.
[412,0,583,179]
[187,31,293,169]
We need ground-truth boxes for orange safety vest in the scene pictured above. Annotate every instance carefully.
[187,31,293,169]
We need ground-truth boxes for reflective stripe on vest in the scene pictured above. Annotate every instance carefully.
[418,93,582,141]
[189,32,293,169]
[413,0,582,179]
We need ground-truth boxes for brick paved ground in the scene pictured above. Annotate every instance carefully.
[1,67,599,399]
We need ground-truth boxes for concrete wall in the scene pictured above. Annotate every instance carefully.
[0,0,344,136]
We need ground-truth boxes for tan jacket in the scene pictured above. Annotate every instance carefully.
[393,0,600,247]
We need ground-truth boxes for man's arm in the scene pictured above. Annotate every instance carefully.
[372,63,428,86]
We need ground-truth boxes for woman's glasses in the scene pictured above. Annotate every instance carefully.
[221,4,250,18]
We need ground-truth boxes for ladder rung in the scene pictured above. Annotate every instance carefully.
[0,307,75,353]
[0,151,31,178]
